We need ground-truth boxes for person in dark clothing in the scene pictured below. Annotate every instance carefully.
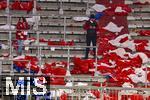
[83,14,99,59]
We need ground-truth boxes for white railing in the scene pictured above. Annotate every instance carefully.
[1,45,98,73]
[0,73,149,100]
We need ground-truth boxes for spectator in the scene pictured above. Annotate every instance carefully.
[83,14,99,59]
[16,30,27,55]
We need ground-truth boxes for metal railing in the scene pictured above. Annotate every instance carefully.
[0,45,99,74]
[0,73,150,100]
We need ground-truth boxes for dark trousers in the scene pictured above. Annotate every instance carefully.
[85,29,97,58]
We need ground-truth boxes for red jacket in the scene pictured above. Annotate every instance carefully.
[83,19,99,31]
[16,31,27,40]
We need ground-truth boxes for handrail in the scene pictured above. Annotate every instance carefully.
[0,73,105,78]
[12,45,97,48]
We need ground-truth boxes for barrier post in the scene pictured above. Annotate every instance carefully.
[0,61,2,75]
[67,46,70,70]
[33,0,37,15]
[145,62,150,88]
[63,16,66,41]
[94,46,98,76]
[6,0,9,14]
[86,0,90,15]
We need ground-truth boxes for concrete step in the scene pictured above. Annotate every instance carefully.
[0,1,149,17]
[37,0,95,4]
[131,35,150,40]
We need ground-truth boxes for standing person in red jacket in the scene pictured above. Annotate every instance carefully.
[83,14,99,59]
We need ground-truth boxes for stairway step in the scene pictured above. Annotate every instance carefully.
[131,36,150,40]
